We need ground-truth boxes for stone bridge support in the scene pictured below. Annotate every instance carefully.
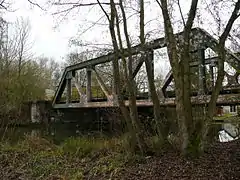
[30,101,52,123]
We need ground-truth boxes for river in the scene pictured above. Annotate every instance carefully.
[0,121,239,144]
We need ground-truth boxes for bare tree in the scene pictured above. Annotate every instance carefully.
[156,0,240,155]
[14,17,32,76]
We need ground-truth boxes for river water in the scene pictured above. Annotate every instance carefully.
[218,122,239,142]
[0,121,239,144]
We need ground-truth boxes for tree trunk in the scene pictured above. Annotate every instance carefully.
[139,0,168,145]
[202,0,240,150]
[107,0,146,154]
[159,0,199,155]
[118,0,147,153]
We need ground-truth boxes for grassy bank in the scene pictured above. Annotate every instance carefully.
[0,135,145,180]
[0,135,239,180]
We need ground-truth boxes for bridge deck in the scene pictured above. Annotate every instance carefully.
[53,94,240,108]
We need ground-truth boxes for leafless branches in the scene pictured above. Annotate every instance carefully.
[53,2,116,6]
[52,1,119,15]
[0,0,10,10]
[177,0,185,27]
[219,0,240,44]
[27,0,45,11]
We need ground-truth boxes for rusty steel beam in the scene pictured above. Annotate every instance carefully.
[72,77,87,103]
[52,28,240,107]
[65,28,240,73]
[53,94,240,108]
[86,69,92,102]
[66,79,71,104]
[198,49,207,95]
[161,57,219,97]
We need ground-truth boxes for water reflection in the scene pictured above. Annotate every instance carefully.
[0,122,110,144]
[219,123,239,142]
[0,121,239,144]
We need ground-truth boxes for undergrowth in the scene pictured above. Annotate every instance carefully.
[0,134,150,179]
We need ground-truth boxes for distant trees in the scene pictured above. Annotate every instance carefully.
[0,16,61,122]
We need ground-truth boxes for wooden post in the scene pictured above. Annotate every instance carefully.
[66,71,72,104]
[86,68,92,102]
[198,49,206,95]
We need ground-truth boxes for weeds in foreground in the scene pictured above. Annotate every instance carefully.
[0,134,151,179]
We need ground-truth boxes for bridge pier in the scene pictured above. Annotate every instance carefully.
[30,101,52,124]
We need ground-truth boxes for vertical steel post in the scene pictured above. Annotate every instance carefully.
[147,51,154,99]
[66,71,72,104]
[198,49,206,95]
[210,61,215,89]
[86,68,92,102]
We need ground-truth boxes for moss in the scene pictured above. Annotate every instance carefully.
[185,134,202,158]
[71,170,84,180]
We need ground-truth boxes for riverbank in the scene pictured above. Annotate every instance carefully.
[0,135,239,180]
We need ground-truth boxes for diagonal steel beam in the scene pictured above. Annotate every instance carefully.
[72,77,87,103]
[161,57,219,97]
[92,68,113,101]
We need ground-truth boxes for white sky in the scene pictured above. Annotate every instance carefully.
[2,0,171,76]
[3,0,79,61]
[2,0,239,78]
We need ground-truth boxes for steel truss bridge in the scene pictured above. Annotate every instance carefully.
[52,28,240,109]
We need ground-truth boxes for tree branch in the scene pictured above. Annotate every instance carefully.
[52,6,76,15]
[96,0,110,22]
[177,0,186,27]
[155,0,162,9]
[27,0,45,11]
[139,0,145,45]
[183,0,198,39]
[219,0,240,45]
[53,2,118,6]
[0,0,7,10]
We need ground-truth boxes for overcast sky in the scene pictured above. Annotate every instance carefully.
[3,0,79,61]
[1,0,171,76]
[2,0,239,77]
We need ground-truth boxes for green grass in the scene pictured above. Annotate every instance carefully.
[0,131,180,179]
[214,113,240,123]
[0,134,137,179]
